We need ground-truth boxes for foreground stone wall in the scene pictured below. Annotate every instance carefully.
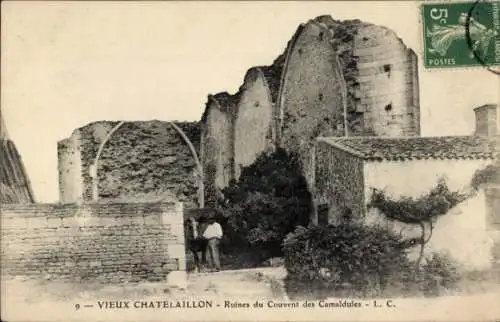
[1,202,185,283]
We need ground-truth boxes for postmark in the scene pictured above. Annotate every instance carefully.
[421,0,500,70]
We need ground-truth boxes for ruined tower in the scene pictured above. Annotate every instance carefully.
[201,15,421,201]
[277,16,420,188]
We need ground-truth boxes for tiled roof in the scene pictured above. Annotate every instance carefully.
[317,136,498,161]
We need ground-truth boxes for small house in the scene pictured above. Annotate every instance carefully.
[312,134,498,269]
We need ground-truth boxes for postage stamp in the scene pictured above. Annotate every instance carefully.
[421,0,500,69]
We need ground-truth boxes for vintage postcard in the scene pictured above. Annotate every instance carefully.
[1,1,499,321]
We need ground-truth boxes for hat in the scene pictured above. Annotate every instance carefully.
[206,208,218,219]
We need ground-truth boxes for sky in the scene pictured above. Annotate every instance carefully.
[1,1,499,203]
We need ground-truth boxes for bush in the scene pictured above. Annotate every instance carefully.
[283,223,413,299]
[220,148,312,260]
[420,252,461,296]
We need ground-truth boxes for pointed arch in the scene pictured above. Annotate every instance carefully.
[91,121,204,207]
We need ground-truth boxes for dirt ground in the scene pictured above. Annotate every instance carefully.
[2,267,286,301]
[2,267,500,322]
[1,267,287,321]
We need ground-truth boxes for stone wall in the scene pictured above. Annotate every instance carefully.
[278,20,346,191]
[58,121,201,208]
[313,139,365,225]
[201,93,237,206]
[278,17,420,150]
[352,25,420,137]
[78,121,120,201]
[234,68,276,179]
[1,202,185,283]
[199,15,420,204]
[58,132,84,203]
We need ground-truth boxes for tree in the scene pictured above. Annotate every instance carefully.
[368,179,467,275]
[219,148,312,259]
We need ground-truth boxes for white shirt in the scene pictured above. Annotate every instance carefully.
[203,222,223,239]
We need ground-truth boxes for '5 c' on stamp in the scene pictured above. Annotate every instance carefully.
[422,0,500,69]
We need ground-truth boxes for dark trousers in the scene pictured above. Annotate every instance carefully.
[206,238,221,271]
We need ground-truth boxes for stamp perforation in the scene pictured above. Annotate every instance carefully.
[420,0,500,72]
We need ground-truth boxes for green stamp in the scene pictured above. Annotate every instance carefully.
[421,0,500,70]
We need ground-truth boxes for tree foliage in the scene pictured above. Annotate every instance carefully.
[367,179,467,273]
[283,223,462,298]
[283,223,413,299]
[219,148,312,258]
[420,252,461,296]
[368,179,467,224]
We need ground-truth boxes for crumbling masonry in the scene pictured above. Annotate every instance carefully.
[201,15,420,204]
[58,121,200,208]
[57,15,420,208]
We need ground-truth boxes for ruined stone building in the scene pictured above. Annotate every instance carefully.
[200,92,238,198]
[58,121,200,208]
[1,113,35,204]
[201,15,420,202]
[57,15,421,207]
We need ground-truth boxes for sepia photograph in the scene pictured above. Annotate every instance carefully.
[1,1,499,321]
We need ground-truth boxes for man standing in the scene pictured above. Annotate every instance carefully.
[202,214,223,272]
